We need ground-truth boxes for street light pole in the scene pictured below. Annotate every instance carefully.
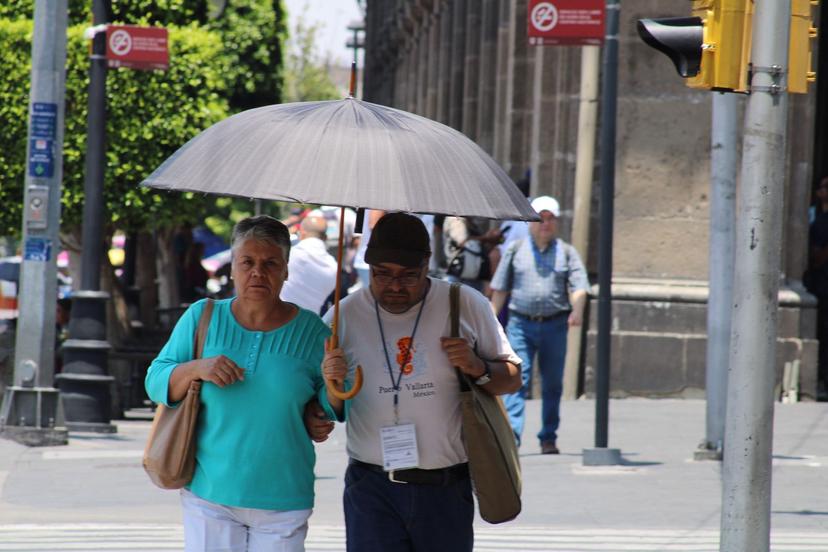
[720,1,791,550]
[54,0,116,434]
[696,92,738,462]
[583,0,622,467]
[0,0,70,447]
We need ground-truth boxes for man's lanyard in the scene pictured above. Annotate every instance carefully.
[374,287,429,424]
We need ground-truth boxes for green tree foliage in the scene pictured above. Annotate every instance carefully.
[0,1,286,236]
[0,19,31,237]
[0,19,231,235]
[281,14,340,102]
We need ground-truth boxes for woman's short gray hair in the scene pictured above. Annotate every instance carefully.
[231,215,291,261]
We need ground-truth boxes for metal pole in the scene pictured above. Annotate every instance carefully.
[80,0,108,292]
[720,1,791,549]
[563,44,600,400]
[55,0,116,434]
[583,0,621,466]
[1,0,69,447]
[696,92,738,461]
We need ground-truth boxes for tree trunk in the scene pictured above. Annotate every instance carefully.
[155,228,180,309]
[136,230,159,329]
[60,226,83,291]
[101,251,131,346]
[61,226,130,345]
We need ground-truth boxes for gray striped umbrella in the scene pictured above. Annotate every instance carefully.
[141,98,537,221]
[141,95,538,400]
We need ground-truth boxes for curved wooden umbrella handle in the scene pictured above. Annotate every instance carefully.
[325,206,364,401]
[325,365,363,400]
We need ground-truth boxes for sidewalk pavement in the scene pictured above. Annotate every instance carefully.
[1,398,827,551]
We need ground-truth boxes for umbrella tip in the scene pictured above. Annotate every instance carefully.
[349,61,357,98]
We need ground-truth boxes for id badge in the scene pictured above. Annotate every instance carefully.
[380,423,419,471]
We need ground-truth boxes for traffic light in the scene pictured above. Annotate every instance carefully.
[637,0,749,92]
[688,0,751,92]
[636,17,703,78]
[788,0,818,94]
[637,0,817,94]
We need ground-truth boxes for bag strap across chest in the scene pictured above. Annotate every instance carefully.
[194,299,214,360]
[450,282,472,392]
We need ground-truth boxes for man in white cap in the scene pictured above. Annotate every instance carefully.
[490,196,589,454]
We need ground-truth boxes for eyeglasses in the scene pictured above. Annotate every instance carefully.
[371,267,424,287]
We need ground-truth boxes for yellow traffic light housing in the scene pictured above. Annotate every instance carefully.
[638,0,817,94]
[688,0,750,92]
[788,0,818,94]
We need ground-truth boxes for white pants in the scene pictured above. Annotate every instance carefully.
[180,489,312,552]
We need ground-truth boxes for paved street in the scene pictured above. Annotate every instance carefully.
[1,398,827,551]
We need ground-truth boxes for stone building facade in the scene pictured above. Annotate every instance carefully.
[362,0,823,399]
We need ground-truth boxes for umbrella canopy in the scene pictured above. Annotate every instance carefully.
[141,98,537,222]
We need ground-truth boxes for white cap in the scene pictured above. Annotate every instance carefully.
[530,196,560,217]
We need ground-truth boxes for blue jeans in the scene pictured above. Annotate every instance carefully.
[343,463,474,552]
[503,313,568,445]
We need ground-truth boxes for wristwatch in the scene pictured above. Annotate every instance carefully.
[474,361,492,386]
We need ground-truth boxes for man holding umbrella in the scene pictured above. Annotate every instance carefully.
[321,213,521,552]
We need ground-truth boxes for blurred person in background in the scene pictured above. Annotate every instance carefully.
[490,196,589,455]
[281,210,338,314]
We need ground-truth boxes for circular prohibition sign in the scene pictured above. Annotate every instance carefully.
[530,2,560,33]
[108,29,132,56]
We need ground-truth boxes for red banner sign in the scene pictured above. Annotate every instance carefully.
[527,0,605,46]
[106,25,169,71]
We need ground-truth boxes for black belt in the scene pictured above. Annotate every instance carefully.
[511,310,568,322]
[350,459,469,486]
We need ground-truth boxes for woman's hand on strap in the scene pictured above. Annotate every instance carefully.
[168,355,245,403]
[194,355,245,387]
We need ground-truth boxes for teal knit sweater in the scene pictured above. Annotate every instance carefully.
[145,298,334,510]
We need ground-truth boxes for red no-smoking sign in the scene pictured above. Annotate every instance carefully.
[106,25,169,71]
[527,0,605,46]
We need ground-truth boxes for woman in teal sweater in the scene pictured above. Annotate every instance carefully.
[145,215,346,552]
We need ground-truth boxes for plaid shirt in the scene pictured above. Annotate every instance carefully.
[490,237,589,317]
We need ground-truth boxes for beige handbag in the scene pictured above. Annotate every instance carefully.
[143,299,214,490]
[450,283,522,523]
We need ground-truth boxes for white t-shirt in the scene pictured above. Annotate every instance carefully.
[353,210,374,271]
[280,237,338,314]
[322,278,520,469]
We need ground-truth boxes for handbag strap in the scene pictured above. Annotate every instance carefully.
[450,283,472,392]
[193,299,214,360]
[450,282,461,338]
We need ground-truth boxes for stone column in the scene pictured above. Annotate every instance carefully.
[436,0,453,124]
[417,22,429,115]
[394,37,409,109]
[407,32,420,113]
[461,5,481,139]
[528,46,580,237]
[493,0,512,165]
[476,0,499,154]
[425,11,440,119]
[449,0,467,131]
[504,0,534,181]
[785,93,816,286]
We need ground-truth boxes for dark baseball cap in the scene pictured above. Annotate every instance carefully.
[365,212,431,268]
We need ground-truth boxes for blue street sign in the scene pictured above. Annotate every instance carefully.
[23,237,52,262]
[28,103,57,178]
[28,138,54,178]
[31,102,57,140]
